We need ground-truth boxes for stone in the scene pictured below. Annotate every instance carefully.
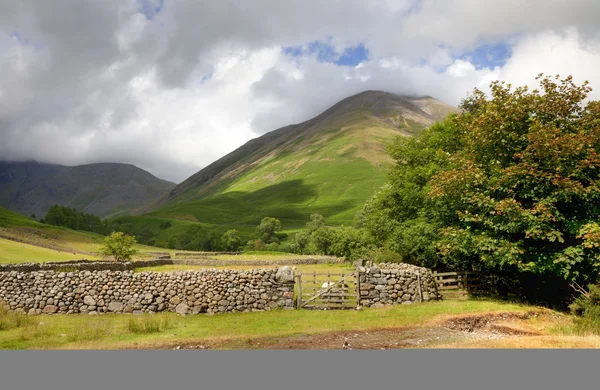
[42,305,58,314]
[83,295,96,306]
[169,296,181,305]
[108,301,125,312]
[275,266,294,283]
[175,302,189,315]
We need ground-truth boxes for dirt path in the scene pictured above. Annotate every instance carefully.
[163,311,568,350]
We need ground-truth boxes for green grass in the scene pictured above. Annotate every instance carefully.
[0,299,532,349]
[0,238,97,264]
[134,263,354,273]
[140,115,411,231]
[127,316,173,334]
[0,207,175,263]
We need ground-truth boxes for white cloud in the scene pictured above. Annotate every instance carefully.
[1,1,600,182]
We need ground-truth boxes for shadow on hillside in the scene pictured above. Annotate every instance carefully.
[173,179,356,226]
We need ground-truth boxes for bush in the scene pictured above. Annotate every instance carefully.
[264,242,280,252]
[373,248,404,264]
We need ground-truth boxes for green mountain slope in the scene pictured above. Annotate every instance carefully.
[141,90,457,228]
[0,162,175,219]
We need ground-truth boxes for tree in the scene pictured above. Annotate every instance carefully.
[100,232,138,262]
[365,74,600,289]
[255,217,283,244]
[222,229,241,251]
[306,213,325,233]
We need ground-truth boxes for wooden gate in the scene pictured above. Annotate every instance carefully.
[295,270,359,309]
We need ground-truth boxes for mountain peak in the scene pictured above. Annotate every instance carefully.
[139,90,457,220]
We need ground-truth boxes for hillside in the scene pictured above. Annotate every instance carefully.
[140,91,457,228]
[0,161,175,219]
[0,207,168,262]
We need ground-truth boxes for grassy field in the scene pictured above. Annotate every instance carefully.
[0,207,178,262]
[0,238,101,264]
[0,298,543,350]
[2,296,598,349]
[134,263,354,273]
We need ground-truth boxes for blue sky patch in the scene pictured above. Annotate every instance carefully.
[9,32,44,51]
[460,42,512,69]
[283,40,368,67]
[137,0,165,20]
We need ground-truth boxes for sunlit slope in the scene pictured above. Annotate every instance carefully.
[143,91,457,228]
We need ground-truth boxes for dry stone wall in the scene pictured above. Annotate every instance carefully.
[357,263,440,307]
[0,267,295,315]
[0,261,440,315]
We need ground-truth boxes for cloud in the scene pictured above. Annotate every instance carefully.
[0,1,599,182]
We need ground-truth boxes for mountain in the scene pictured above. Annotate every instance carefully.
[0,161,176,219]
[140,90,458,228]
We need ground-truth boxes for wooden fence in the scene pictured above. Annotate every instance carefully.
[432,271,484,291]
[295,271,359,309]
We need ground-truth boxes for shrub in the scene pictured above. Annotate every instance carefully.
[373,248,404,264]
[264,242,280,252]
[100,232,139,262]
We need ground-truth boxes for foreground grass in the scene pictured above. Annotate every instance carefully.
[0,299,533,349]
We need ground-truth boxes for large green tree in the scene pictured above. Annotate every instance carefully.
[364,74,600,286]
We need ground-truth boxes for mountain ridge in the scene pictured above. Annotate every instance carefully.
[138,90,458,226]
[0,161,175,219]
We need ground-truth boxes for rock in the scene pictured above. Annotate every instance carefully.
[176,302,189,315]
[42,305,58,314]
[123,304,134,313]
[108,301,125,312]
[169,296,181,305]
[275,266,294,283]
[83,295,96,306]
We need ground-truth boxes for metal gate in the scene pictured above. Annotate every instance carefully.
[295,270,359,309]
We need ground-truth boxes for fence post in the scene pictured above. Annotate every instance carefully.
[296,272,303,308]
[355,270,361,310]
[417,270,423,302]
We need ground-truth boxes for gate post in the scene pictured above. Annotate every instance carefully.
[296,272,303,308]
[355,270,361,310]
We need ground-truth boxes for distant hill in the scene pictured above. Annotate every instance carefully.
[0,161,175,219]
[139,90,458,227]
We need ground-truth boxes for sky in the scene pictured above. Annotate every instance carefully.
[1,1,600,183]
